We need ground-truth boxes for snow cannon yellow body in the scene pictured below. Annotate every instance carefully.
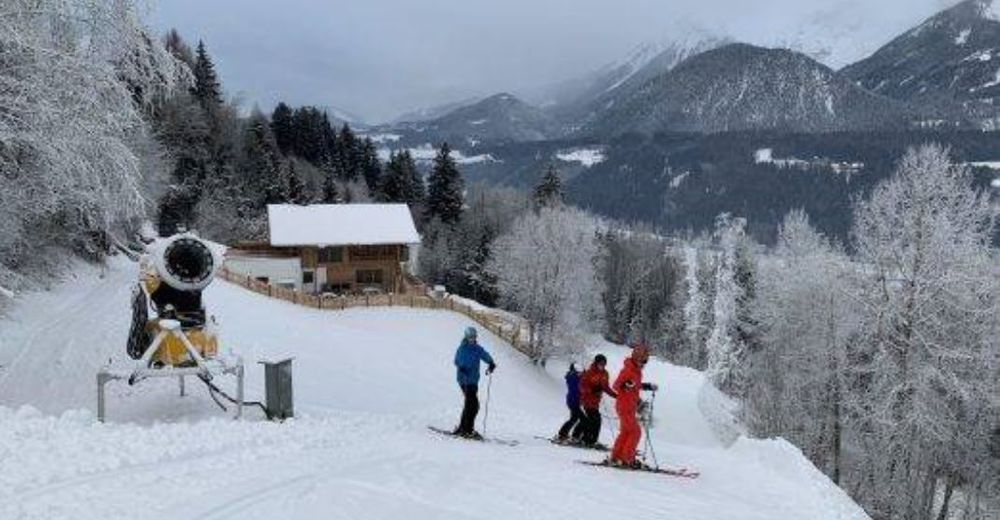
[127,234,223,367]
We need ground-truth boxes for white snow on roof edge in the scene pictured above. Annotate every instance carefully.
[267,204,421,247]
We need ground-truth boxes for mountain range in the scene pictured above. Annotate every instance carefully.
[377,0,1000,143]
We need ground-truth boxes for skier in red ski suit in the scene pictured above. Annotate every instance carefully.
[610,343,658,467]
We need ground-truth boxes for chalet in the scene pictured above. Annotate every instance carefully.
[226,204,421,295]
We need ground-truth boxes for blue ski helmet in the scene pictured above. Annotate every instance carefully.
[464,326,478,340]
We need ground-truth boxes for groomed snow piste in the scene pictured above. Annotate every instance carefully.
[0,257,870,520]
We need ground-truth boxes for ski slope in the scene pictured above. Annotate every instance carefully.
[0,257,870,520]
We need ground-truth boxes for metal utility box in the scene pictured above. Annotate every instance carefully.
[260,358,294,420]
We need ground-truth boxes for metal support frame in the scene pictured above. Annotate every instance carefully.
[97,320,244,423]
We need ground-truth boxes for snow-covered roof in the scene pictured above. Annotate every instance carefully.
[267,204,420,247]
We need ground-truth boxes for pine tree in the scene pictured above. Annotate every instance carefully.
[360,137,382,193]
[378,151,406,203]
[321,171,340,203]
[378,150,423,205]
[271,102,294,155]
[426,142,465,224]
[191,40,222,107]
[402,150,425,204]
[338,124,359,181]
[240,110,284,209]
[533,165,564,208]
[291,106,327,165]
[286,160,306,204]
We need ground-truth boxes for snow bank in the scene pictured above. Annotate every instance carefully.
[697,379,747,447]
[556,148,606,167]
[729,437,870,520]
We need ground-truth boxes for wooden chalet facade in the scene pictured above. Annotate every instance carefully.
[226,204,421,295]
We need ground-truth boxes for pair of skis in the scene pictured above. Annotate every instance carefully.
[533,435,609,452]
[427,426,519,446]
[428,427,699,479]
[577,459,700,479]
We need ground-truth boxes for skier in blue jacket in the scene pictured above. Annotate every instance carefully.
[556,363,584,442]
[453,326,496,438]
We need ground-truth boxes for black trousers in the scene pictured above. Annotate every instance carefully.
[458,384,480,434]
[578,407,602,445]
[558,405,585,439]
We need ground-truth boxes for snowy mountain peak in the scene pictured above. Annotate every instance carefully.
[582,43,912,136]
[842,0,1000,126]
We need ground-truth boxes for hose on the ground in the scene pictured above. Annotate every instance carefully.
[196,374,272,419]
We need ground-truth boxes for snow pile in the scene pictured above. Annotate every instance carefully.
[0,261,872,520]
[556,148,606,167]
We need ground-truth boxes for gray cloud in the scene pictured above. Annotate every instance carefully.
[152,0,960,123]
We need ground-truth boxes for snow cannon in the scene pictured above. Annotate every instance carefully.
[99,233,245,423]
[127,234,222,366]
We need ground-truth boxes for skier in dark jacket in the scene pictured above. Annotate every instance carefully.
[453,326,496,438]
[556,364,584,441]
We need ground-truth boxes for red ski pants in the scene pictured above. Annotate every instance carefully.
[611,411,641,464]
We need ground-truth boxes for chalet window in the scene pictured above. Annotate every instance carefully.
[400,246,409,262]
[317,247,343,264]
[255,276,269,284]
[356,269,384,285]
[302,271,314,284]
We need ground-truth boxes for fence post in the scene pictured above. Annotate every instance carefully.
[366,295,370,307]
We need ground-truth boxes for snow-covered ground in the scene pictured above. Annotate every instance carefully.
[556,148,606,168]
[0,258,870,520]
[377,144,498,165]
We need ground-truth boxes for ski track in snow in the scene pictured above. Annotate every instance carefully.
[0,259,871,520]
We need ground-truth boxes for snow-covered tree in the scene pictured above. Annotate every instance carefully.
[851,144,1000,520]
[706,214,756,397]
[488,206,601,360]
[0,0,187,277]
[747,210,860,484]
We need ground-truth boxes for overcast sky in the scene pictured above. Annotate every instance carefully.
[152,0,959,123]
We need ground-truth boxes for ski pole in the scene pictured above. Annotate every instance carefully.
[482,371,493,436]
[643,390,660,469]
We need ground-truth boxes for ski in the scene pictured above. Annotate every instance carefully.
[577,460,700,479]
[427,426,519,447]
[534,436,609,452]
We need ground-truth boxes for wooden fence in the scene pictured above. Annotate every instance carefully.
[217,267,532,356]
